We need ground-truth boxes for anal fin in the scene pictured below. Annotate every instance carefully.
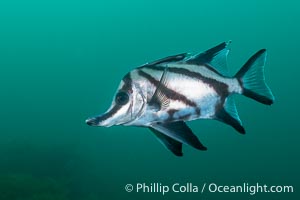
[149,127,183,156]
[215,96,245,134]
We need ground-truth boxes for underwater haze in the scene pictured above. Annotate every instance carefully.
[0,0,299,199]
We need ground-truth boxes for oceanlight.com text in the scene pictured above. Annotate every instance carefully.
[124,182,294,196]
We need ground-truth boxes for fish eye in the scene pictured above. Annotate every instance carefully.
[115,91,129,105]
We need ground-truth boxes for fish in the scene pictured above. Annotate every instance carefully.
[86,41,274,156]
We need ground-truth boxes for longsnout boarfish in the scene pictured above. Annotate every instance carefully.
[86,42,274,156]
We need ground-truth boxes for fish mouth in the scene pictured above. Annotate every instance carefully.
[85,117,99,126]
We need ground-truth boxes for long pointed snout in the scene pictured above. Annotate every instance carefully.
[85,117,100,126]
[85,114,113,127]
[86,106,123,127]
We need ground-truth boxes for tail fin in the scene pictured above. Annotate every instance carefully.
[235,49,274,105]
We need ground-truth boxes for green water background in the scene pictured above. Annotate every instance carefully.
[0,0,299,199]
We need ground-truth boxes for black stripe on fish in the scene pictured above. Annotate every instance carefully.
[121,72,133,93]
[89,105,122,125]
[143,66,229,97]
[202,63,225,77]
[137,70,198,108]
[167,109,178,121]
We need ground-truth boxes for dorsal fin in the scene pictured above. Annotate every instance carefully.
[186,41,231,76]
[144,53,187,66]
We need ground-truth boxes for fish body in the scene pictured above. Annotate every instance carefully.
[86,42,274,156]
[126,62,241,126]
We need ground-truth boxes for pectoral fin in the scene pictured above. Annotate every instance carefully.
[148,67,170,111]
[150,122,207,151]
[149,127,183,156]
